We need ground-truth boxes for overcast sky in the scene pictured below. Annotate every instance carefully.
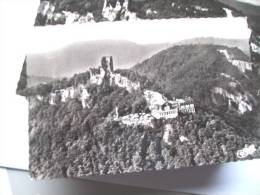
[27,40,171,78]
[26,16,251,78]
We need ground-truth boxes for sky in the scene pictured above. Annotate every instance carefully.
[26,15,251,78]
[27,40,171,78]
[27,16,251,54]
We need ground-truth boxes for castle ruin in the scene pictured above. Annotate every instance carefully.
[90,56,140,92]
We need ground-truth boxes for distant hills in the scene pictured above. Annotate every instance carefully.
[176,37,250,56]
[27,40,171,78]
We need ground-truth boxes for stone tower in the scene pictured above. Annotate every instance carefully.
[101,56,114,72]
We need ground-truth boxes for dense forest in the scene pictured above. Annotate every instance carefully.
[29,97,260,178]
[17,44,260,179]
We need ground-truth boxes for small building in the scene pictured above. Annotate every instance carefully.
[144,90,195,119]
[151,102,178,119]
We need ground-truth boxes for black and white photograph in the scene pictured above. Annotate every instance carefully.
[16,14,260,180]
[2,0,260,194]
[34,0,247,26]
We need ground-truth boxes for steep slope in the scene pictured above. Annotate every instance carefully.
[133,44,260,135]
[18,47,260,179]
[175,37,250,56]
[26,66,260,179]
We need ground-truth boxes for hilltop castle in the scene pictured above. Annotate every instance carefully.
[89,56,114,85]
[90,56,140,92]
[35,56,139,110]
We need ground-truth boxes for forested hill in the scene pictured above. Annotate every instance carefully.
[22,45,260,179]
[133,44,260,136]
[17,67,157,97]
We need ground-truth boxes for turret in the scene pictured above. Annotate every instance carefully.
[101,56,114,72]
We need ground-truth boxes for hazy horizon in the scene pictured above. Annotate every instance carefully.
[26,37,249,79]
[27,39,172,78]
